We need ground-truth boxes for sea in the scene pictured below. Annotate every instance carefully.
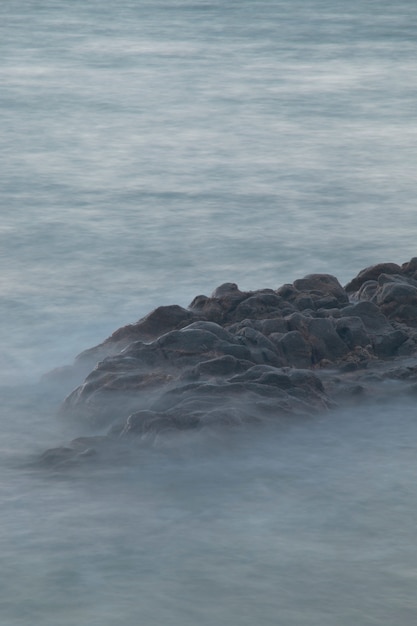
[1,1,417,623]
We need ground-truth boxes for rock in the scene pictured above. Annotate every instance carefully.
[292,273,349,305]
[41,257,417,466]
[189,284,251,324]
[256,318,289,335]
[274,331,312,368]
[402,257,417,276]
[341,301,391,334]
[193,355,251,378]
[76,305,202,366]
[235,326,283,363]
[211,282,241,298]
[348,270,417,327]
[232,293,284,321]
[306,318,350,363]
[335,317,370,350]
[344,262,402,293]
[181,320,237,343]
[372,330,408,358]
[156,328,220,354]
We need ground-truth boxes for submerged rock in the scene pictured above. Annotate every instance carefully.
[41,257,417,466]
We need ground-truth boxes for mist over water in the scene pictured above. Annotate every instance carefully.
[2,0,417,623]
[3,398,417,625]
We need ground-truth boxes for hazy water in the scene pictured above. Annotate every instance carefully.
[2,1,417,623]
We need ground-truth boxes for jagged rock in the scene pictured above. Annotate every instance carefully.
[341,301,391,334]
[232,293,285,321]
[41,257,417,466]
[401,257,417,277]
[76,304,202,366]
[344,262,402,293]
[273,331,312,368]
[347,271,417,327]
[292,273,349,305]
[306,317,350,363]
[211,282,241,298]
[334,317,370,350]
[192,355,251,378]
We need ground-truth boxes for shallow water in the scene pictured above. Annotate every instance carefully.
[3,395,417,625]
[2,0,417,623]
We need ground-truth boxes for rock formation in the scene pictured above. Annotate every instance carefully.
[41,258,417,467]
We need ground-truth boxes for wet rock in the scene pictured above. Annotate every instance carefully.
[42,257,417,465]
[255,318,289,335]
[355,280,379,302]
[306,318,350,363]
[294,294,316,311]
[372,330,408,358]
[344,262,402,293]
[77,305,202,366]
[348,270,417,327]
[401,257,417,277]
[188,295,224,323]
[156,328,220,354]
[193,355,251,378]
[335,317,370,350]
[274,331,312,368]
[232,293,284,321]
[182,320,237,343]
[292,273,349,305]
[235,326,283,365]
[189,284,252,324]
[211,282,241,298]
[341,301,391,334]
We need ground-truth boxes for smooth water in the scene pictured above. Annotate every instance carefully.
[2,1,417,623]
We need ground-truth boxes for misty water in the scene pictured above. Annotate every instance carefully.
[2,1,417,623]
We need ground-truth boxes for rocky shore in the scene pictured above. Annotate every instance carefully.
[41,258,417,467]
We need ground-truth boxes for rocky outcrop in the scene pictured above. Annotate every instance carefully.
[40,258,417,467]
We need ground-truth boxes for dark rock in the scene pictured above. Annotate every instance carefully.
[314,296,341,310]
[211,282,241,298]
[344,262,402,293]
[182,320,237,343]
[294,294,315,311]
[232,293,284,321]
[306,318,350,363]
[286,312,310,334]
[402,257,417,276]
[194,355,250,378]
[256,318,289,335]
[355,280,379,302]
[376,280,417,306]
[335,316,370,350]
[77,305,201,366]
[234,326,285,366]
[396,338,417,356]
[43,257,417,466]
[293,274,349,305]
[229,364,292,389]
[275,330,312,368]
[188,295,223,322]
[315,307,342,318]
[372,330,408,358]
[341,301,391,334]
[156,328,220,354]
[275,283,298,299]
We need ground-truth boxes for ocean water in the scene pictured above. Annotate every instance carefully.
[2,0,417,623]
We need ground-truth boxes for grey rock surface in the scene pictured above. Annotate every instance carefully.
[42,259,417,466]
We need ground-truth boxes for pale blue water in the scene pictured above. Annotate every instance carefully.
[1,1,417,623]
